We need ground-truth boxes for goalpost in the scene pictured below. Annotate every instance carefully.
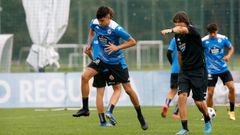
[136,40,163,69]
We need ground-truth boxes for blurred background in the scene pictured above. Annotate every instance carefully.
[1,0,240,72]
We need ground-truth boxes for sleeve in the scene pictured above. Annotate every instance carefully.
[115,26,131,41]
[89,19,95,30]
[168,38,176,51]
[223,36,232,48]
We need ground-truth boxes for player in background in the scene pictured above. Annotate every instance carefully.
[161,11,212,134]
[202,23,236,120]
[73,6,148,130]
[82,6,122,127]
[161,38,180,119]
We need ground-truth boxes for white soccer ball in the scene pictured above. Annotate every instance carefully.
[208,107,216,119]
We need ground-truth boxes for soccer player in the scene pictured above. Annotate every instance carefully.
[161,38,180,119]
[82,6,121,127]
[73,6,148,130]
[161,11,212,134]
[202,23,236,120]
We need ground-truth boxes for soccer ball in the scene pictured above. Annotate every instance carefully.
[208,107,216,119]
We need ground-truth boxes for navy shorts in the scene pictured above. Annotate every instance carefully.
[88,58,130,87]
[178,68,208,101]
[208,70,233,87]
[170,73,178,89]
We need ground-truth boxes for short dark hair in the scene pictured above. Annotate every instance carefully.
[96,6,110,19]
[108,7,114,18]
[207,23,218,33]
[172,11,190,26]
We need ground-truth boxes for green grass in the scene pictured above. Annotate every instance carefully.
[0,106,239,135]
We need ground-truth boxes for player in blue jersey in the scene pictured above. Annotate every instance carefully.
[202,23,236,120]
[82,7,122,127]
[161,38,180,119]
[73,6,148,130]
[162,11,212,134]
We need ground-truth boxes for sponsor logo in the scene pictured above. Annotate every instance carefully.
[210,46,220,54]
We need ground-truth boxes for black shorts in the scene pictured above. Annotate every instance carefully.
[178,68,208,101]
[88,58,130,85]
[208,70,233,87]
[170,73,178,89]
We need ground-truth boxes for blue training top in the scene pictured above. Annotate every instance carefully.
[168,38,179,73]
[90,19,129,69]
[202,34,231,74]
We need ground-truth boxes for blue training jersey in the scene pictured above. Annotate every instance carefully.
[92,35,100,60]
[90,19,130,67]
[168,38,179,73]
[202,34,231,74]
[91,31,127,69]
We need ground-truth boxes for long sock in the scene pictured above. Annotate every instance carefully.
[230,102,235,112]
[135,106,143,117]
[107,104,115,113]
[173,105,179,114]
[181,120,189,131]
[203,114,211,123]
[82,97,89,110]
[165,98,172,107]
[98,113,106,124]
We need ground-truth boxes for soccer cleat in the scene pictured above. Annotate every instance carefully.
[100,122,113,127]
[72,108,90,117]
[105,111,117,126]
[176,129,189,135]
[204,121,212,133]
[228,111,236,120]
[161,105,169,118]
[172,113,180,119]
[137,116,148,130]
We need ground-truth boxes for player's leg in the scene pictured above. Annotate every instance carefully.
[206,74,218,108]
[162,73,178,118]
[73,60,100,117]
[107,63,148,130]
[96,87,113,127]
[106,83,121,125]
[220,71,235,120]
[122,82,148,130]
[191,68,212,133]
[93,72,113,126]
[176,72,190,134]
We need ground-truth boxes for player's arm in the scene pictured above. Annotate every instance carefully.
[84,29,94,55]
[161,26,189,35]
[106,37,136,54]
[223,45,234,62]
[167,50,173,65]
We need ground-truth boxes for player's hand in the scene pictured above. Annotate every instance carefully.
[223,55,230,62]
[84,45,91,55]
[161,29,172,36]
[105,43,119,55]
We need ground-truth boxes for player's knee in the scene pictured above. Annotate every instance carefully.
[81,74,89,82]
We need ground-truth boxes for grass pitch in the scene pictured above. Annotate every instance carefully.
[0,106,239,135]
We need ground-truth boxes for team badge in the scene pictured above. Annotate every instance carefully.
[107,29,112,34]
[218,39,222,43]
